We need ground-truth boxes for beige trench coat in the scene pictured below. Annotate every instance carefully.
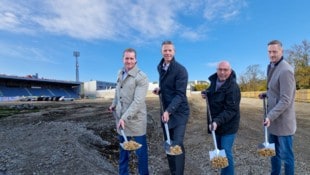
[111,65,149,136]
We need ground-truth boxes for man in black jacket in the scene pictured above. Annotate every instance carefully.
[153,40,189,175]
[201,61,241,175]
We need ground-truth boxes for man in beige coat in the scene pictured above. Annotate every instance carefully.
[259,40,296,175]
[109,48,149,175]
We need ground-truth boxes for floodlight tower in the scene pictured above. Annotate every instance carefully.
[73,51,80,82]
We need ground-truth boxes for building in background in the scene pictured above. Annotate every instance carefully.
[83,80,116,99]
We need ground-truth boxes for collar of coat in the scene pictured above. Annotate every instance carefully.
[158,57,176,70]
[118,65,140,80]
[270,56,284,67]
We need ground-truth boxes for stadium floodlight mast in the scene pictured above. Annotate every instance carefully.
[73,51,80,82]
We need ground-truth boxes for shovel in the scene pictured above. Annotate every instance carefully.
[258,97,275,156]
[163,122,172,154]
[205,93,228,165]
[162,122,182,155]
[112,110,141,151]
[159,94,182,156]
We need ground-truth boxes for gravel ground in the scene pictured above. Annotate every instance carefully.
[0,96,309,175]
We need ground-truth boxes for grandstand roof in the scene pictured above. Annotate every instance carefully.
[0,74,80,85]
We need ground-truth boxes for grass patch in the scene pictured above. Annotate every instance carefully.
[0,107,39,119]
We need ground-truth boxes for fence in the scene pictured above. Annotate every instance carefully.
[241,89,310,103]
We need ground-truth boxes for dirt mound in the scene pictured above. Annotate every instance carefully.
[0,97,309,174]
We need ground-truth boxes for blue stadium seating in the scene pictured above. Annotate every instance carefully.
[0,85,79,99]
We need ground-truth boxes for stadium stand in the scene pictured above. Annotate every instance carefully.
[0,74,80,101]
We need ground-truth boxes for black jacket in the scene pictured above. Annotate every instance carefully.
[206,70,241,135]
[157,58,190,128]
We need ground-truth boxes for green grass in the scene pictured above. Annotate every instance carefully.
[0,107,39,118]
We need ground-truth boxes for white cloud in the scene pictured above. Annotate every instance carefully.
[0,42,54,63]
[203,0,247,21]
[207,61,219,68]
[0,1,35,33]
[0,0,247,41]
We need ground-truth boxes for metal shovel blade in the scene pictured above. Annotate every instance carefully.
[258,142,275,150]
[120,142,142,151]
[163,122,172,154]
[257,142,276,157]
[119,128,141,151]
[209,130,227,160]
[163,123,182,156]
[209,148,226,160]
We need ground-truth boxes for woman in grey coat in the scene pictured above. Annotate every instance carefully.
[109,48,149,175]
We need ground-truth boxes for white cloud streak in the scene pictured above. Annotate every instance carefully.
[203,0,247,21]
[0,42,54,63]
[0,0,247,41]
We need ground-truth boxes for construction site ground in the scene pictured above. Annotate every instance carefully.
[0,95,309,175]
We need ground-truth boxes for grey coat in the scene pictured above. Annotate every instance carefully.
[267,59,296,136]
[111,65,149,136]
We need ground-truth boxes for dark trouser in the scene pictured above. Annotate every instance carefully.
[163,124,186,175]
[119,135,149,175]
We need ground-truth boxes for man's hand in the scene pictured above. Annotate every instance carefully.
[264,118,271,127]
[258,92,267,99]
[209,122,217,131]
[162,111,170,123]
[118,119,125,129]
[152,87,160,95]
[201,91,206,99]
[108,105,114,112]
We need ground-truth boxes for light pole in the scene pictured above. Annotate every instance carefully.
[73,51,80,82]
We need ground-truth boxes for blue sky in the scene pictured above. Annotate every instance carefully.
[0,0,309,83]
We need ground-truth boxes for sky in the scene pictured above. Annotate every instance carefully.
[0,0,309,83]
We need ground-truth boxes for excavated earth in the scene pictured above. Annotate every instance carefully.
[0,95,309,175]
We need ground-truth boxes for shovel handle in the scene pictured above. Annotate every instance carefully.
[120,127,128,142]
[211,130,219,152]
[164,123,171,145]
[205,91,221,154]
[263,97,270,145]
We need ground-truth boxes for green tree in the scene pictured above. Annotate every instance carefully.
[194,83,209,91]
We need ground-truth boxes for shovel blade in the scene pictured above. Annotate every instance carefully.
[258,142,275,149]
[265,142,275,149]
[257,142,276,157]
[120,141,142,151]
[164,141,172,154]
[209,149,226,160]
[163,140,182,155]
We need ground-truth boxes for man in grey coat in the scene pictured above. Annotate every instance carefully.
[109,48,149,175]
[259,40,296,175]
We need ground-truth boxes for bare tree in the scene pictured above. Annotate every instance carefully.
[286,40,310,89]
[239,64,266,91]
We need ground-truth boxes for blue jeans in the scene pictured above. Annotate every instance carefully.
[119,135,149,175]
[216,133,236,175]
[269,134,294,175]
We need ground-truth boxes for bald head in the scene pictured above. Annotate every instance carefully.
[217,61,231,69]
[217,61,232,81]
